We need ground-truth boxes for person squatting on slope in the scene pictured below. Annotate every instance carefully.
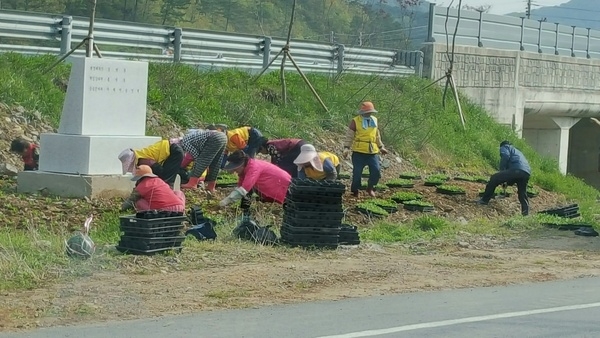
[208,124,264,159]
[127,165,186,213]
[258,137,306,178]
[118,138,184,185]
[179,129,227,191]
[293,144,340,180]
[10,137,39,171]
[343,101,388,197]
[218,150,291,209]
[476,140,532,216]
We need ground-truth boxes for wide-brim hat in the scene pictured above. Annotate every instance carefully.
[357,101,378,115]
[293,144,323,172]
[131,172,158,182]
[223,158,245,171]
[118,149,135,175]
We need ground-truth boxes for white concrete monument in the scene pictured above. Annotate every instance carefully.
[17,57,161,197]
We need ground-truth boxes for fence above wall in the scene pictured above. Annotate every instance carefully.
[426,3,600,59]
[0,9,423,77]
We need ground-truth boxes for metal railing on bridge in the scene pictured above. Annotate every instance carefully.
[426,3,600,59]
[0,9,423,77]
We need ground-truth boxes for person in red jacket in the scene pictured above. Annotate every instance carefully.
[258,137,306,178]
[10,138,39,171]
[128,165,186,213]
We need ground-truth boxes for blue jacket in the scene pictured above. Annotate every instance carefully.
[499,145,531,175]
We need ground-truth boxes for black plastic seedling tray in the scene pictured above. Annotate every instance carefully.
[283,215,342,228]
[355,206,387,218]
[403,204,434,212]
[121,224,184,238]
[120,215,187,228]
[118,235,186,250]
[281,223,341,235]
[116,246,183,255]
[284,209,344,221]
[283,200,343,212]
[436,187,466,195]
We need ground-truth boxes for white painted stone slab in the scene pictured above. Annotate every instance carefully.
[58,57,149,136]
[39,133,160,175]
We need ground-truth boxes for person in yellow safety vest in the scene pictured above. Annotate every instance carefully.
[207,124,264,159]
[118,138,185,185]
[343,101,388,197]
[293,144,340,180]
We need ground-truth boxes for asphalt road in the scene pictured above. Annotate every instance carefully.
[3,277,600,338]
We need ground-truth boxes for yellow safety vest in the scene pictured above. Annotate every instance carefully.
[133,140,171,164]
[351,115,379,154]
[304,152,340,180]
[226,127,251,153]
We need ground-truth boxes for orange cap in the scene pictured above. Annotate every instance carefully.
[358,101,378,114]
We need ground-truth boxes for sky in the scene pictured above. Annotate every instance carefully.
[433,0,571,15]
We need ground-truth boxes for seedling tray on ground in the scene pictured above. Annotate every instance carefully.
[538,204,579,218]
[283,200,343,212]
[116,246,182,255]
[120,215,186,228]
[527,191,539,198]
[337,173,351,179]
[281,230,339,242]
[436,187,466,195]
[339,224,360,245]
[404,204,434,212]
[120,224,184,237]
[542,222,594,230]
[423,181,444,187]
[399,174,421,180]
[386,183,415,188]
[355,206,388,218]
[215,182,237,188]
[281,223,340,235]
[283,215,342,228]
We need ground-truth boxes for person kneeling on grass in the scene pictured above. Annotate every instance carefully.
[476,140,531,216]
[127,165,186,213]
[10,137,39,171]
[218,150,291,208]
[293,144,340,180]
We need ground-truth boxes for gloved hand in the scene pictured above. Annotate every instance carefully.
[219,187,248,207]
[379,147,388,155]
[181,176,200,189]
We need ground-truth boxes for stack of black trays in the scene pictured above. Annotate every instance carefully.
[281,179,346,249]
[340,224,360,245]
[117,210,187,255]
[538,203,580,219]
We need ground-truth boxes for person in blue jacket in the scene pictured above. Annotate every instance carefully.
[476,140,532,216]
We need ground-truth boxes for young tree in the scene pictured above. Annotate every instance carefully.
[158,0,192,25]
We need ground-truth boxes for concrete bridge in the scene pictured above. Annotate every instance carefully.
[421,5,600,189]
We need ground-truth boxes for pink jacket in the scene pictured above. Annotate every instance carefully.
[238,158,291,204]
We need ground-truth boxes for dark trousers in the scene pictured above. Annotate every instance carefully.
[276,140,306,178]
[351,152,381,192]
[244,128,263,158]
[481,169,530,215]
[151,143,184,184]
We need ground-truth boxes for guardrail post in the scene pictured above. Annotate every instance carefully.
[554,23,559,55]
[262,36,272,68]
[586,28,591,59]
[426,3,436,42]
[59,16,73,56]
[172,28,182,62]
[519,17,525,51]
[336,44,345,75]
[415,51,424,77]
[537,19,543,54]
[570,26,576,57]
[477,10,483,47]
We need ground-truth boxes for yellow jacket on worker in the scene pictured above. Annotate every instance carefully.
[350,115,379,154]
[303,151,340,180]
[133,140,171,164]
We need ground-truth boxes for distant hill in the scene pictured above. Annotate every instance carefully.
[507,0,600,30]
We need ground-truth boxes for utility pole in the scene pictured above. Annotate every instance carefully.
[526,0,532,19]
[359,32,363,47]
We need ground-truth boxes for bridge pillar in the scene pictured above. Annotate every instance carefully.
[551,117,580,174]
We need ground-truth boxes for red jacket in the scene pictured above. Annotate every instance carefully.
[135,177,183,209]
[22,143,39,171]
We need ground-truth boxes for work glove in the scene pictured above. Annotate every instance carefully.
[219,187,248,207]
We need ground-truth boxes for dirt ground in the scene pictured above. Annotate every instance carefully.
[1,229,599,332]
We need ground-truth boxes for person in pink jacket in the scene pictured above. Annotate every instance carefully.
[219,150,291,207]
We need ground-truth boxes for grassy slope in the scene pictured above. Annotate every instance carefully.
[0,53,599,291]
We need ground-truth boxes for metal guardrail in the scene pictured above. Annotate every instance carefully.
[425,3,600,59]
[0,9,423,77]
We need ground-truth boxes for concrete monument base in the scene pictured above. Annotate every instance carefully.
[39,134,161,175]
[17,171,136,199]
